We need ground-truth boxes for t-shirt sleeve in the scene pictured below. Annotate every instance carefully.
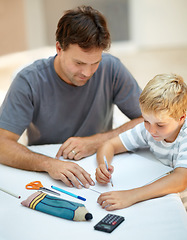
[174,136,187,169]
[0,73,34,135]
[112,58,142,119]
[119,122,148,151]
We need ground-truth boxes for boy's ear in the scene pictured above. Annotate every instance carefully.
[179,113,186,122]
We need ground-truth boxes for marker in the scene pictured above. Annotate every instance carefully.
[0,187,21,199]
[51,185,86,201]
[104,156,114,187]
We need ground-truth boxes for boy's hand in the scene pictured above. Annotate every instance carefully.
[97,190,136,211]
[95,163,114,184]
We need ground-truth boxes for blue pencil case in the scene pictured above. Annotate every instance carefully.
[21,191,93,221]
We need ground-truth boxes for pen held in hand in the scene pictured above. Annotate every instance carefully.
[104,156,114,187]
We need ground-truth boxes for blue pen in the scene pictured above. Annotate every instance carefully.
[51,185,86,201]
[104,156,114,187]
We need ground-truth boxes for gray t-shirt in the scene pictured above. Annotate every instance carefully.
[0,53,142,145]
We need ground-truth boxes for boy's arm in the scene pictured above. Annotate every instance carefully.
[135,167,187,200]
[95,136,127,184]
[97,167,187,210]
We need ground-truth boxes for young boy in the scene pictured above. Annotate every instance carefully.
[96,73,187,211]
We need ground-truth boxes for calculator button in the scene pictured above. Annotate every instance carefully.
[112,221,117,225]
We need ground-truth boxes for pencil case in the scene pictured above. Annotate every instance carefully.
[21,191,93,221]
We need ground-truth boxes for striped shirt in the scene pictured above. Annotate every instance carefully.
[119,119,187,169]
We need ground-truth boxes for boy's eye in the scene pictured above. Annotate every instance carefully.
[157,124,164,128]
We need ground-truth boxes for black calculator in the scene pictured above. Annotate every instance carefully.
[94,214,125,233]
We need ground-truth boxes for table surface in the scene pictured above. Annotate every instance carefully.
[0,144,187,240]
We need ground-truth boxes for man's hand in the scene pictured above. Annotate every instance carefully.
[46,158,95,188]
[56,117,143,161]
[56,136,99,160]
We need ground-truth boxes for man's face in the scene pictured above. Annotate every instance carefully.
[55,43,103,87]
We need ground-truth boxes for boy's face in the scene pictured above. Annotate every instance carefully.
[142,112,185,142]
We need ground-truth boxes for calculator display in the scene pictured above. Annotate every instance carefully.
[100,224,111,229]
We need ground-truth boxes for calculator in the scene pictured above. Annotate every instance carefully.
[94,214,125,233]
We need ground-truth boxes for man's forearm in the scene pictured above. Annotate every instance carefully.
[114,116,143,133]
[93,116,143,149]
[0,139,52,172]
[0,137,95,188]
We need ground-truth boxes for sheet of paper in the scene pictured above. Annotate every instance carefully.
[28,144,173,193]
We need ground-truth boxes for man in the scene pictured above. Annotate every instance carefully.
[0,6,142,189]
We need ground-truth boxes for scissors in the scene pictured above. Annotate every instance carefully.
[26,181,60,196]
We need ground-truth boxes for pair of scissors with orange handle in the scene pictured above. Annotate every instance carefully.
[26,181,60,196]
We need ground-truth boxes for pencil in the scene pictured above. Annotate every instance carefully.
[104,156,114,187]
[0,187,21,199]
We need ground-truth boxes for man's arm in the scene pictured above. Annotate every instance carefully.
[56,116,143,160]
[0,128,94,188]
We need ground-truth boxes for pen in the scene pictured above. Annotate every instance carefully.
[104,156,114,187]
[80,184,101,194]
[143,170,173,186]
[0,187,21,199]
[51,185,86,201]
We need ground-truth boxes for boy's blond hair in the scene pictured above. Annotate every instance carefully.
[139,73,187,120]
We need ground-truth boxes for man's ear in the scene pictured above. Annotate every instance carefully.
[56,41,62,55]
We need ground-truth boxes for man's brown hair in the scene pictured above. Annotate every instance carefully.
[56,5,111,51]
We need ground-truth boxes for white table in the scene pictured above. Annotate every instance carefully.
[0,144,187,240]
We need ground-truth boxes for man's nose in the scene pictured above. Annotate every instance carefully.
[81,65,93,77]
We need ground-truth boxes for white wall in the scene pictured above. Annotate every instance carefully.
[130,0,187,48]
[22,0,187,50]
[23,0,47,49]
